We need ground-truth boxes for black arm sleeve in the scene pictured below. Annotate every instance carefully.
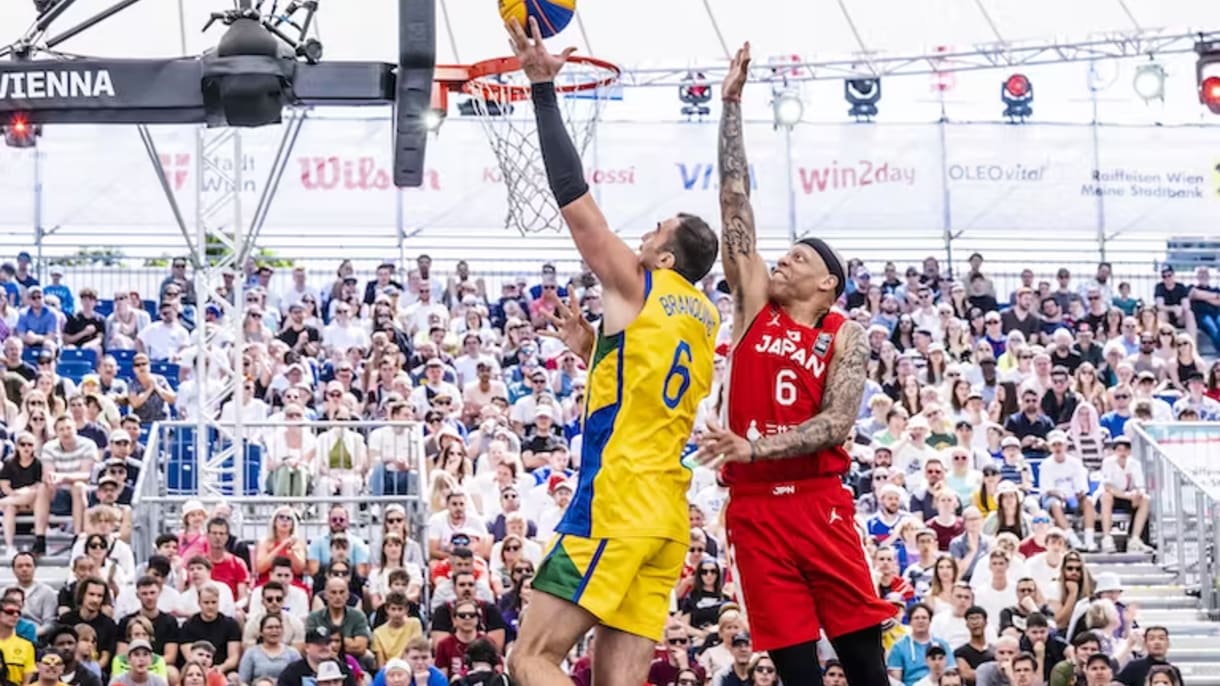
[531,81,589,208]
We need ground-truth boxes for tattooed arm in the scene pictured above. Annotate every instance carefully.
[719,43,770,343]
[751,321,869,460]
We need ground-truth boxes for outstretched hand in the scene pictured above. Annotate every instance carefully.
[692,417,752,469]
[505,17,577,84]
[721,42,751,100]
[539,288,595,363]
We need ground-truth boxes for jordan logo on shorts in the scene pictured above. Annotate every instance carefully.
[828,507,842,525]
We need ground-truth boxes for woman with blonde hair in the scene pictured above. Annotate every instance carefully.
[253,506,307,586]
[427,471,459,513]
[1073,362,1108,412]
[263,403,315,497]
[1164,334,1206,394]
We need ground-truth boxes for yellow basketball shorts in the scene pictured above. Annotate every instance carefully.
[532,533,686,642]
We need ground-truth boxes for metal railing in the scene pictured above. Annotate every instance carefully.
[1132,422,1220,620]
[11,261,1170,316]
[134,418,430,566]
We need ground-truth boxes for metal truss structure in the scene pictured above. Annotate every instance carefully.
[618,30,1220,88]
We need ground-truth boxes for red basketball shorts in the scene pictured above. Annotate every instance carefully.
[725,476,894,651]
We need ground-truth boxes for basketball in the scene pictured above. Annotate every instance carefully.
[499,0,576,39]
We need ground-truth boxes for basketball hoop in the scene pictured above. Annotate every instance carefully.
[435,55,621,235]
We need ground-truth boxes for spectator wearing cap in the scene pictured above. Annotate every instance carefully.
[16,285,59,349]
[534,476,573,542]
[707,631,752,686]
[11,254,35,289]
[109,634,169,686]
[62,287,105,352]
[100,429,141,485]
[519,405,566,470]
[1039,430,1095,550]
[277,627,356,686]
[902,528,941,593]
[889,603,952,686]
[1097,436,1150,554]
[1172,371,1220,419]
[408,358,462,419]
[1130,370,1174,421]
[866,484,908,545]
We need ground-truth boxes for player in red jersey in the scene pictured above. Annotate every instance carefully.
[693,43,893,686]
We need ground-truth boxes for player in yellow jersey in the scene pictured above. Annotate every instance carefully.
[504,17,721,686]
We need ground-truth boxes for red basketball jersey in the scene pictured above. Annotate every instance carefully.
[723,303,852,484]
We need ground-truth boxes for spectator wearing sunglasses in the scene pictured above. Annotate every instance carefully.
[647,624,705,686]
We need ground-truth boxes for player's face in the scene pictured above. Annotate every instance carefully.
[768,243,831,304]
[638,217,680,271]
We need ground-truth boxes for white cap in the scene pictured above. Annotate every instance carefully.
[1094,572,1124,594]
[315,661,345,682]
[384,659,410,674]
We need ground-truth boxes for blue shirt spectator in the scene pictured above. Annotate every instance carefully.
[43,274,74,316]
[887,627,952,686]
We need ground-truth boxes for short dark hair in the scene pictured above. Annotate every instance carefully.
[906,603,933,621]
[965,605,988,619]
[261,581,285,596]
[465,637,498,667]
[135,575,161,590]
[387,568,410,585]
[155,533,177,548]
[1025,612,1049,629]
[1012,653,1038,671]
[1143,625,1169,639]
[206,517,229,534]
[271,556,293,571]
[666,213,718,284]
[384,591,408,608]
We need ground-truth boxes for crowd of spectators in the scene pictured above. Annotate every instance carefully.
[0,248,1213,686]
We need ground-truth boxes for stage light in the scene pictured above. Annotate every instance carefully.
[772,90,803,128]
[1133,63,1166,102]
[678,72,712,119]
[1198,39,1220,115]
[3,115,40,148]
[1001,73,1033,122]
[422,108,445,132]
[845,78,880,121]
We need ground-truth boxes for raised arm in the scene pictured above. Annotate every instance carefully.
[719,43,771,343]
[507,18,645,315]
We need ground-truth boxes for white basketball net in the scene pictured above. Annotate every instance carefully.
[466,61,619,235]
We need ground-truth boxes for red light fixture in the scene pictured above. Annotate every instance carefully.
[1004,74,1031,98]
[1202,76,1220,114]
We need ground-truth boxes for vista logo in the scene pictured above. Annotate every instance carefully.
[676,163,759,191]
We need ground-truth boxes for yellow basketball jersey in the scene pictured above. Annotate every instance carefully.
[557,269,718,544]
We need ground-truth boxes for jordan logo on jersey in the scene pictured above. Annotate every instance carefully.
[766,311,782,327]
[752,334,828,378]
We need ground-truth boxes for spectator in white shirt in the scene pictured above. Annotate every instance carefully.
[1038,430,1095,551]
[971,550,1018,632]
[179,556,236,617]
[136,302,190,362]
[1097,436,1150,554]
[279,267,321,316]
[321,303,369,356]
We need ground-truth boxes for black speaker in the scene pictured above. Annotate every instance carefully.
[393,0,437,188]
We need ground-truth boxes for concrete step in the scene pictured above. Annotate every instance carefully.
[1125,594,1200,610]
[1089,562,1166,575]
[1177,661,1220,683]
[1114,572,1180,586]
[1135,608,1209,623]
[1084,552,1156,565]
[1151,620,1220,636]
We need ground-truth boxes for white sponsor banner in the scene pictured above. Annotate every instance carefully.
[27,119,1220,238]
